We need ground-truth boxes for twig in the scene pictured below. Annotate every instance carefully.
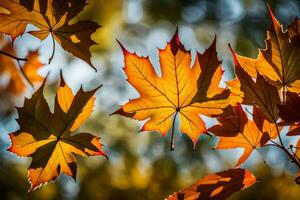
[290,145,300,163]
[275,122,285,148]
[0,50,28,61]
[17,60,34,89]
[272,123,300,168]
[282,85,286,104]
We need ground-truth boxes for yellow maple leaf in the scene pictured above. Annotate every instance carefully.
[114,29,237,149]
[231,5,300,94]
[8,74,106,191]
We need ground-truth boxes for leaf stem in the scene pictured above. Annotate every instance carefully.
[49,32,56,64]
[275,122,285,148]
[170,111,179,151]
[0,50,28,61]
[264,143,280,148]
[282,85,286,104]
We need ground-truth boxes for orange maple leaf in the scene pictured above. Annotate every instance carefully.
[208,104,277,166]
[228,45,281,123]
[0,0,100,68]
[166,168,257,200]
[8,74,106,191]
[229,5,300,94]
[114,29,237,149]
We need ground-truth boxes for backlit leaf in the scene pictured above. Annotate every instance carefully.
[8,74,106,191]
[228,45,281,123]
[208,105,275,166]
[230,5,300,93]
[0,0,100,69]
[114,29,237,147]
[166,168,257,200]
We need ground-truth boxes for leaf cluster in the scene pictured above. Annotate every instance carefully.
[0,1,300,199]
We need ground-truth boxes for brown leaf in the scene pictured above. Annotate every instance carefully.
[166,168,257,200]
[208,105,274,166]
[0,0,100,69]
[278,92,300,123]
[228,45,281,123]
[287,124,300,136]
[230,5,300,93]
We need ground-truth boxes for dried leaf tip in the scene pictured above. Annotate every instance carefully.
[110,108,135,117]
[116,39,130,55]
[228,44,239,68]
[266,3,278,25]
[170,27,185,55]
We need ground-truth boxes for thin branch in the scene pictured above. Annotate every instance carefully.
[282,85,287,104]
[274,123,300,168]
[264,143,280,148]
[17,60,34,89]
[244,107,254,117]
[275,122,285,148]
[269,142,300,168]
[0,50,28,61]
[290,145,300,163]
[268,139,280,146]
[289,145,300,163]
[170,111,179,151]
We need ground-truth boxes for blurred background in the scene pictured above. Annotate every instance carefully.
[1,0,300,199]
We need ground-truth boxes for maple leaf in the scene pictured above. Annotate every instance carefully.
[228,45,281,123]
[0,39,44,96]
[166,168,257,200]
[8,74,106,191]
[229,5,300,93]
[114,29,236,149]
[0,0,100,69]
[208,104,276,166]
[253,106,278,140]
